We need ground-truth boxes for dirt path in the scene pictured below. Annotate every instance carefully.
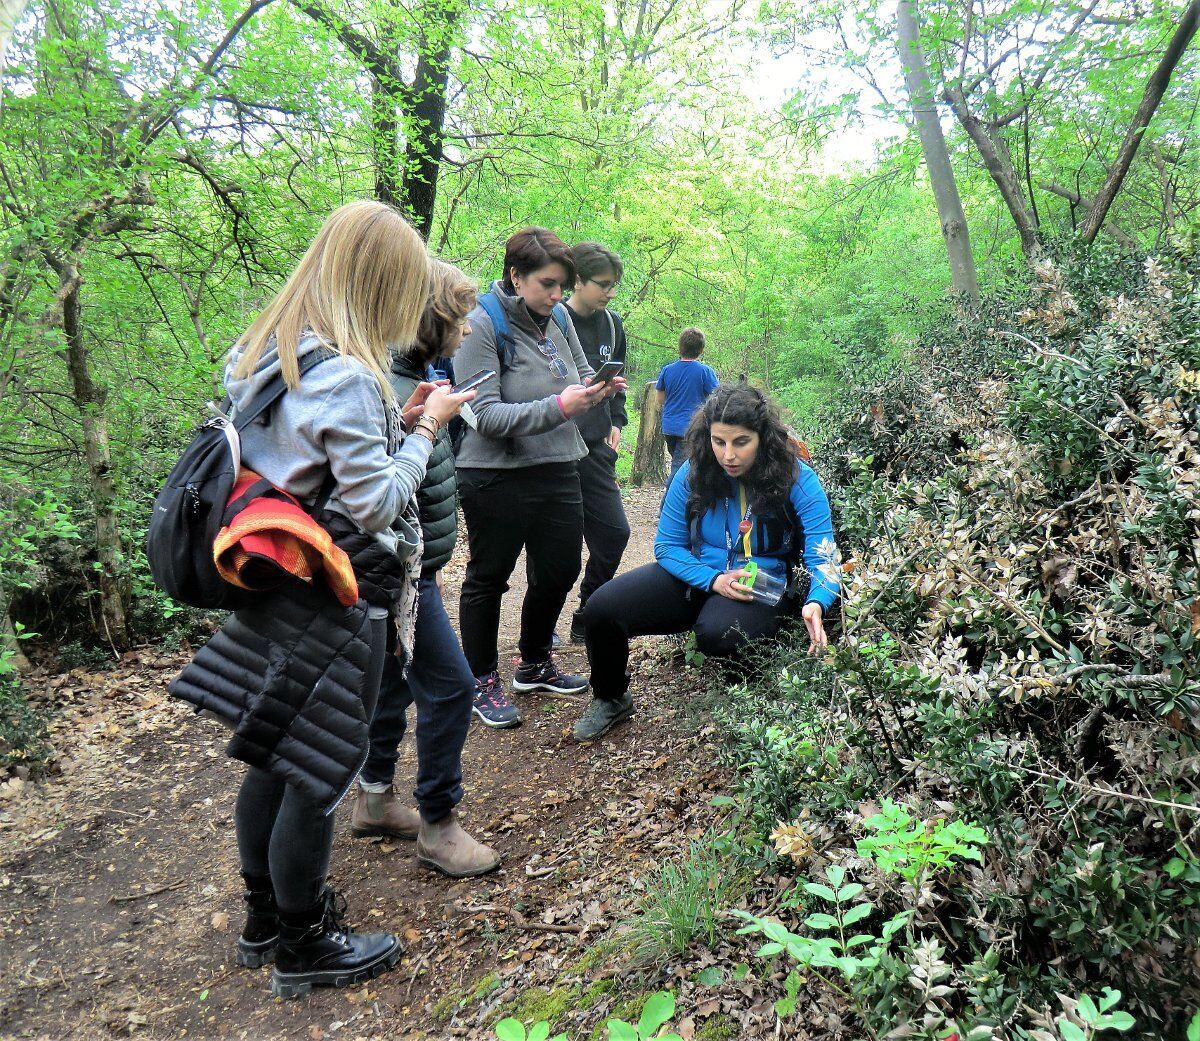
[0,486,745,1041]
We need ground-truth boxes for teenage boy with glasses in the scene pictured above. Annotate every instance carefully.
[559,242,632,644]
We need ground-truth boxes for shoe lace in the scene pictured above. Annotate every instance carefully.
[321,887,352,936]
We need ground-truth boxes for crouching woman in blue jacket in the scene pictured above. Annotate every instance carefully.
[572,382,841,742]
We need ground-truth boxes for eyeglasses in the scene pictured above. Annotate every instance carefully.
[536,336,569,380]
[588,279,620,295]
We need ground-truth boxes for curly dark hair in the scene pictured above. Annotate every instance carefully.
[682,382,798,518]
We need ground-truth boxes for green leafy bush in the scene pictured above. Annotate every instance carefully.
[712,248,1200,1038]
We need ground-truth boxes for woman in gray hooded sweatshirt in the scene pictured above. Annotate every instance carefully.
[219,201,473,997]
[454,227,625,726]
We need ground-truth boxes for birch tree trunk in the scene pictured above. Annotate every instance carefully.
[58,263,128,649]
[895,0,980,305]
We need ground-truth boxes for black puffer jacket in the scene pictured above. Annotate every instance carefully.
[168,530,407,815]
[389,355,457,575]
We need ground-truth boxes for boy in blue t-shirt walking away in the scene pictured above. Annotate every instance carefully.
[656,327,718,478]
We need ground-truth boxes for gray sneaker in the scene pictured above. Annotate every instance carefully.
[572,693,634,742]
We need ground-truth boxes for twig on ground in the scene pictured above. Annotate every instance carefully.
[463,902,583,934]
[109,879,186,903]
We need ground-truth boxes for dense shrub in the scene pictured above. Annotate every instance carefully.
[715,248,1200,1039]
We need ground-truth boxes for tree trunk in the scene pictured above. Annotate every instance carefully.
[1080,0,1200,244]
[1042,183,1139,249]
[0,605,30,673]
[942,84,1042,260]
[630,382,666,487]
[400,3,460,240]
[58,264,128,649]
[372,75,401,207]
[895,0,980,304]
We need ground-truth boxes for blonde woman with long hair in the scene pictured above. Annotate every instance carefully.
[176,202,474,998]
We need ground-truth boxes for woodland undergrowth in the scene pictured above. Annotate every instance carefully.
[707,246,1200,1040]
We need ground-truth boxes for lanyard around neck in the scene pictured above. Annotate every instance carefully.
[724,483,754,567]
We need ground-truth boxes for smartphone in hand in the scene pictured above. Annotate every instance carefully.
[452,369,497,394]
[591,360,625,384]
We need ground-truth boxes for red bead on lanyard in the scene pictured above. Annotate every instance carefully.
[738,484,753,561]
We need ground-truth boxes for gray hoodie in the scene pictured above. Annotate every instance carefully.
[453,281,595,470]
[224,332,431,557]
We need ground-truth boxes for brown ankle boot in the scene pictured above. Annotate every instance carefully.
[416,811,501,878]
[350,787,420,839]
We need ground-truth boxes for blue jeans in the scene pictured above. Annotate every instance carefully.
[664,434,687,483]
[361,578,474,823]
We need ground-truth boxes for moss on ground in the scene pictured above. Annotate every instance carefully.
[495,982,580,1032]
[695,1013,739,1039]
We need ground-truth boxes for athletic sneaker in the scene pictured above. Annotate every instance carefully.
[512,657,589,695]
[472,671,522,728]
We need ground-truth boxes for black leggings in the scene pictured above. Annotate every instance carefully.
[234,616,387,913]
[581,563,788,700]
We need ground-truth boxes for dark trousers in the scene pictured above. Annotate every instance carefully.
[581,563,787,700]
[459,463,584,677]
[664,434,686,481]
[234,615,387,912]
[361,577,473,822]
[577,442,631,607]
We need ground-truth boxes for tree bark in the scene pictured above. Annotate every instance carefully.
[400,3,459,240]
[1042,183,1139,249]
[58,264,128,649]
[943,83,1042,260]
[1080,0,1200,244]
[895,0,980,305]
[630,382,666,487]
[372,74,401,207]
[0,605,30,673]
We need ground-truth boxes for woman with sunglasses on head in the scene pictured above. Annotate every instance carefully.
[454,226,625,727]
[572,382,840,742]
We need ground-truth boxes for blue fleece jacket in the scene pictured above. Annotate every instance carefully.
[654,460,840,610]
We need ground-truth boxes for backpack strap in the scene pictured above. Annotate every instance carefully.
[603,309,616,358]
[549,302,571,340]
[230,347,339,431]
[478,293,515,373]
[228,347,340,514]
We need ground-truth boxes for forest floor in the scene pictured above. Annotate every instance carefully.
[0,486,804,1041]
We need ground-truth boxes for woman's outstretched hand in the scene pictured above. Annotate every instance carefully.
[802,602,828,654]
[712,569,754,601]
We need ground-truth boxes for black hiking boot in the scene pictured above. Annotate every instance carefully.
[237,872,278,968]
[269,888,402,999]
[569,609,588,645]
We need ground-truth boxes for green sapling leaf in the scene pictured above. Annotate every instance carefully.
[638,991,675,1036]
[495,1020,527,1041]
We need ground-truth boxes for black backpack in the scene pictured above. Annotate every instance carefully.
[146,348,336,609]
